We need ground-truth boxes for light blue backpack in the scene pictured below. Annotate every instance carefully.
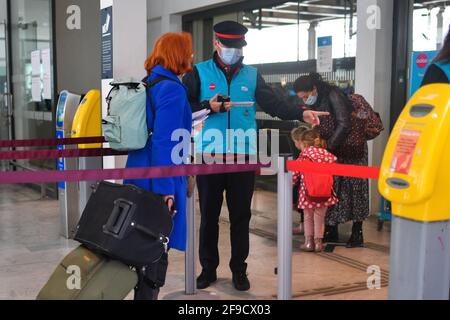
[102,77,172,151]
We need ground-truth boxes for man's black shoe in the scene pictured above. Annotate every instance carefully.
[196,271,217,290]
[232,272,250,291]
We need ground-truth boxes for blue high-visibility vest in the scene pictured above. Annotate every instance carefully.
[435,61,450,82]
[195,59,258,155]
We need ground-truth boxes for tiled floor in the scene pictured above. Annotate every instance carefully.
[0,184,391,300]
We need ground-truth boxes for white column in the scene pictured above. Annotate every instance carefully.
[436,6,445,49]
[355,0,393,213]
[100,0,147,173]
[308,22,317,60]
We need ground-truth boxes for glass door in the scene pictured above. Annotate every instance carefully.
[0,22,9,140]
[410,0,450,96]
[8,0,56,195]
[0,0,12,171]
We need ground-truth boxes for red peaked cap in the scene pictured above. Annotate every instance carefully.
[214,21,248,48]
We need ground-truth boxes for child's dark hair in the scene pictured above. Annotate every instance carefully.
[298,129,327,149]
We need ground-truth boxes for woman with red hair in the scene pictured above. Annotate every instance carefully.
[125,32,193,300]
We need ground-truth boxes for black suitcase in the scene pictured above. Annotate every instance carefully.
[74,182,173,268]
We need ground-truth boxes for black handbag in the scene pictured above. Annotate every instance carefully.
[74,182,173,268]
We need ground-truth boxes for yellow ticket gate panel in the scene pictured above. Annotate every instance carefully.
[379,84,450,300]
[71,90,102,149]
[70,89,103,234]
[379,84,450,223]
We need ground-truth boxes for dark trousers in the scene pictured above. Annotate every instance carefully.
[134,253,169,300]
[197,171,255,274]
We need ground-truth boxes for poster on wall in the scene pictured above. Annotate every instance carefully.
[317,36,333,73]
[31,50,41,77]
[41,48,52,100]
[409,51,438,98]
[32,77,42,102]
[101,6,113,79]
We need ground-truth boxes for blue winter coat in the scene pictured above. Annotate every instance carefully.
[124,65,193,252]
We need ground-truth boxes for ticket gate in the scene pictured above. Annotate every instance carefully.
[56,91,82,239]
[379,84,450,300]
[71,89,103,227]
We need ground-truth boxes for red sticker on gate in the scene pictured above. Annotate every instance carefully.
[390,130,421,175]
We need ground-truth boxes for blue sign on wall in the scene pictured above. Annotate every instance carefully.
[409,51,438,97]
[101,6,113,79]
[318,36,332,47]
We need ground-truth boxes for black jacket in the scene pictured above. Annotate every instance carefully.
[182,53,304,121]
[421,64,449,86]
[313,87,353,152]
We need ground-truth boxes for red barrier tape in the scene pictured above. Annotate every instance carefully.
[0,137,106,148]
[0,164,266,185]
[0,148,128,161]
[287,161,380,180]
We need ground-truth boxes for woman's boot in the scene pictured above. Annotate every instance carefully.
[301,237,315,252]
[346,222,364,248]
[323,225,339,243]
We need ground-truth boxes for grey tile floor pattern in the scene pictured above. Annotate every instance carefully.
[0,185,390,300]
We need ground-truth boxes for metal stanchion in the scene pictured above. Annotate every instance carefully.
[277,156,293,300]
[185,140,197,296]
[185,189,196,295]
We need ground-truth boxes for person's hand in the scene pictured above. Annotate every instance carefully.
[164,195,177,217]
[194,122,204,131]
[192,122,204,138]
[209,94,232,113]
[303,110,330,127]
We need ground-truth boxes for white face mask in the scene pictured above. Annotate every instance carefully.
[305,94,318,106]
[219,47,243,66]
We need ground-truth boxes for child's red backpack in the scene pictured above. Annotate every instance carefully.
[303,161,334,203]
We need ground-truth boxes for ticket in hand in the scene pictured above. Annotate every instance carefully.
[230,102,255,107]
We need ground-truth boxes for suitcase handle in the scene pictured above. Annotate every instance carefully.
[103,199,168,245]
[103,199,136,239]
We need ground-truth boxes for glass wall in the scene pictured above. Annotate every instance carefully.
[244,5,357,65]
[0,21,7,135]
[408,0,449,98]
[413,2,450,52]
[8,0,56,194]
[1,0,10,172]
[185,1,357,65]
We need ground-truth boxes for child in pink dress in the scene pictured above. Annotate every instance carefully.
[291,128,338,252]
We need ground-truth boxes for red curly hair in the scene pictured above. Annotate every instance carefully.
[145,32,193,75]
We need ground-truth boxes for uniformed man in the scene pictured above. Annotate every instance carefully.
[183,21,328,291]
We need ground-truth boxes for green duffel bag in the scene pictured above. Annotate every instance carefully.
[37,245,137,300]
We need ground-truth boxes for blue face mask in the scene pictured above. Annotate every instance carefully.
[219,47,243,66]
[305,94,318,106]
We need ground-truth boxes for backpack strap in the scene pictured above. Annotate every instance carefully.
[105,81,142,115]
[143,75,178,131]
